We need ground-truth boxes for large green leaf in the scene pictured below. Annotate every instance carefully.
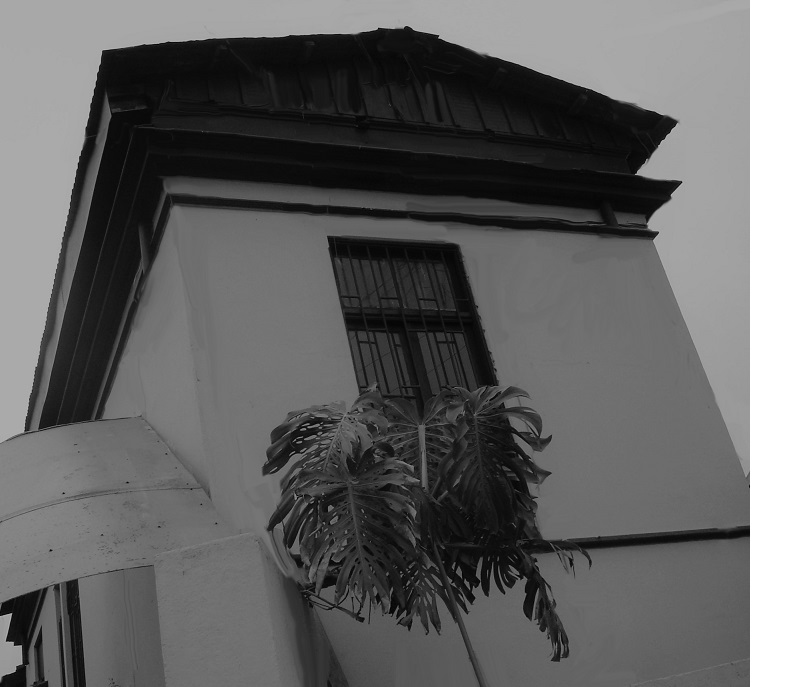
[522,561,570,662]
[440,386,550,535]
[263,390,387,476]
[389,548,454,633]
[264,385,588,666]
[382,392,458,491]
[271,444,419,614]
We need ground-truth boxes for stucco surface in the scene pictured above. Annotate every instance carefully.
[102,226,211,492]
[0,417,232,604]
[630,660,749,687]
[154,533,326,687]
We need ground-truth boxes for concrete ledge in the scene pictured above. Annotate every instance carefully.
[631,660,749,687]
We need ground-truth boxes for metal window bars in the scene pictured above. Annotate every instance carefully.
[329,238,495,408]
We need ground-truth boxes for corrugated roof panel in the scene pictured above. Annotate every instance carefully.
[432,81,455,127]
[586,120,616,147]
[299,62,337,114]
[355,58,397,120]
[328,61,364,115]
[175,74,209,102]
[238,70,274,108]
[267,66,305,110]
[382,60,424,123]
[530,103,565,140]
[411,79,442,125]
[561,114,592,145]
[501,94,538,137]
[441,76,485,131]
[208,70,242,105]
[471,86,512,134]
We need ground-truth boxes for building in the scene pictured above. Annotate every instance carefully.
[0,28,749,687]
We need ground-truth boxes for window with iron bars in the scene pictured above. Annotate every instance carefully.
[329,238,496,409]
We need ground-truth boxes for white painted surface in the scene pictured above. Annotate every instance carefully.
[630,659,749,687]
[0,417,232,604]
[102,228,211,492]
[79,568,166,687]
[154,533,326,687]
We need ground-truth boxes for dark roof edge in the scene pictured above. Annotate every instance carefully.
[25,99,102,432]
[98,27,677,158]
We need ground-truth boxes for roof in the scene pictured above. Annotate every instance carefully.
[94,27,675,174]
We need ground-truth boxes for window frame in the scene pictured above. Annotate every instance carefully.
[329,236,497,408]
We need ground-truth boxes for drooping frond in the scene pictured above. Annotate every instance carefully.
[274,444,419,614]
[264,385,588,666]
[440,386,551,535]
[263,390,387,476]
[382,392,458,491]
[522,560,570,662]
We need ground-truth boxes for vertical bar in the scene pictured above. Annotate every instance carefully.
[387,245,430,408]
[438,249,489,389]
[365,245,410,396]
[402,247,446,401]
[417,248,453,390]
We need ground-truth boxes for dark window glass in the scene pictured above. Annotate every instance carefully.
[66,580,86,687]
[330,239,495,408]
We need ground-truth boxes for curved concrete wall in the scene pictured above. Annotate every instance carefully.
[0,417,232,605]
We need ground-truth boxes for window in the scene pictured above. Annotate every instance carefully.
[329,238,495,408]
[33,631,44,685]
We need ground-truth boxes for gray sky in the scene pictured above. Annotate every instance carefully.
[0,0,748,673]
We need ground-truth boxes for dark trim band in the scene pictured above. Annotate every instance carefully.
[570,525,750,550]
[169,193,658,239]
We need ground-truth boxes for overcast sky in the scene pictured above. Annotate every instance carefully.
[0,0,749,673]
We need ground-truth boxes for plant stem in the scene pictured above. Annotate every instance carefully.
[418,424,428,490]
[431,541,491,687]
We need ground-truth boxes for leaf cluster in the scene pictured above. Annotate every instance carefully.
[263,385,589,661]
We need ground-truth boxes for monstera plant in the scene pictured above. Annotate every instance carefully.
[263,385,589,686]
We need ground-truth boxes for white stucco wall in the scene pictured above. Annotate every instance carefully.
[102,231,211,492]
[630,659,749,687]
[79,568,166,687]
[100,179,748,686]
[154,534,325,687]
